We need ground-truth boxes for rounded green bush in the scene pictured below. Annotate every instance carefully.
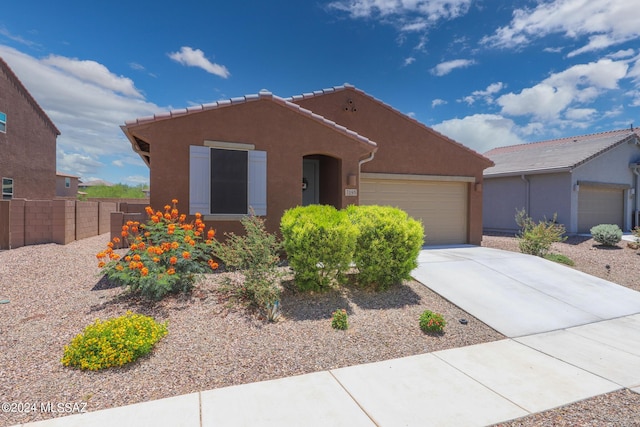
[590,224,622,246]
[61,312,168,371]
[347,205,424,290]
[281,205,357,291]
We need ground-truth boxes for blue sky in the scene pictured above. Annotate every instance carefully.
[1,0,639,185]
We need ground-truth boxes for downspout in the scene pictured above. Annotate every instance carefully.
[357,151,376,204]
[632,164,640,229]
[520,174,530,214]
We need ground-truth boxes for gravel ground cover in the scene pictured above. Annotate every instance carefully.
[483,233,640,426]
[0,234,503,426]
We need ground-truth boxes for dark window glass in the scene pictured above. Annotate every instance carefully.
[210,149,247,214]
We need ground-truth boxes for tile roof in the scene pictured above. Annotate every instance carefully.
[0,57,60,136]
[484,128,640,177]
[285,84,493,166]
[123,89,378,152]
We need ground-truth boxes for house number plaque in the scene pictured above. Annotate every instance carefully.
[345,189,358,197]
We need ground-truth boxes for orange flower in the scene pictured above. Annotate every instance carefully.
[109,253,120,260]
[113,237,120,243]
[195,212,202,219]
[122,225,129,231]
[169,256,177,265]
[182,251,190,259]
[172,198,178,204]
[208,260,219,270]
[96,252,106,259]
[207,229,215,239]
[164,213,171,220]
[107,241,114,248]
[170,241,180,250]
[124,255,131,262]
[141,267,149,276]
[138,242,145,250]
[131,226,139,233]
[179,214,187,223]
[167,268,176,275]
[164,204,171,211]
[144,232,151,237]
[121,230,129,237]
[145,206,154,216]
[153,257,160,263]
[171,208,179,219]
[151,215,160,223]
[98,261,106,268]
[133,254,141,262]
[115,264,124,271]
[130,244,138,251]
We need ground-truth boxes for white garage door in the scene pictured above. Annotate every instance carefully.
[360,176,468,245]
[578,185,624,233]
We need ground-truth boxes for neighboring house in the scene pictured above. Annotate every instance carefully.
[0,57,60,200]
[483,128,640,234]
[121,84,493,245]
[78,179,114,189]
[55,172,80,198]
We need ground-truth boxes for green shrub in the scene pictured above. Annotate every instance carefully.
[280,205,357,291]
[543,253,574,266]
[419,310,446,334]
[331,309,349,330]
[211,213,283,321]
[61,312,168,371]
[347,205,424,290]
[98,199,219,300]
[515,209,566,257]
[590,224,622,246]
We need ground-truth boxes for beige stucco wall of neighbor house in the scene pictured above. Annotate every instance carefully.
[127,98,375,239]
[571,140,640,231]
[292,88,492,245]
[0,61,58,200]
[55,174,79,198]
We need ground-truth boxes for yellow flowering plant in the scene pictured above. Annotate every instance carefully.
[97,199,219,300]
[61,312,168,371]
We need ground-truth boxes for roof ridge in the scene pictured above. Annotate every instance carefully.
[486,127,637,153]
[124,89,377,150]
[286,83,492,166]
[0,57,61,135]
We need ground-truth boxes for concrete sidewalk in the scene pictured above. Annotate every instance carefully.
[14,247,640,427]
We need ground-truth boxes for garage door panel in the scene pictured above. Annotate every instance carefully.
[361,179,468,246]
[577,186,624,233]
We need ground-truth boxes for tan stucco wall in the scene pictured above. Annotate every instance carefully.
[292,88,493,245]
[127,99,375,238]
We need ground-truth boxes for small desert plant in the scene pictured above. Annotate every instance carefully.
[212,213,283,321]
[419,310,446,334]
[543,253,575,266]
[331,309,349,330]
[515,209,566,257]
[590,224,622,246]
[61,312,168,371]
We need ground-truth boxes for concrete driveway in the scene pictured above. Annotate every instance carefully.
[412,246,640,337]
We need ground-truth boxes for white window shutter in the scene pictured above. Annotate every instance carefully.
[248,150,267,216]
[189,146,210,215]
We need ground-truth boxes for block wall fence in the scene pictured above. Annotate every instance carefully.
[0,199,148,250]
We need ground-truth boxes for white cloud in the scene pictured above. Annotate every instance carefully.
[124,175,150,185]
[497,58,628,119]
[328,0,472,21]
[112,159,124,167]
[564,108,597,120]
[431,58,476,76]
[403,56,416,66]
[608,49,635,59]
[482,0,640,56]
[168,46,230,78]
[431,98,447,107]
[460,81,504,105]
[0,45,163,181]
[433,114,525,153]
[43,55,143,98]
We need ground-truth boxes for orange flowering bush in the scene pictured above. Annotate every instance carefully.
[97,199,219,300]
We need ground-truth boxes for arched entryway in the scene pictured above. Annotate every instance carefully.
[302,154,341,208]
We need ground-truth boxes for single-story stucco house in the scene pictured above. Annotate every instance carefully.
[121,84,493,245]
[483,128,640,234]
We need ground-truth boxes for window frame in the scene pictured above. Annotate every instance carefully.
[65,177,71,188]
[0,112,6,133]
[2,177,13,199]
[189,144,267,218]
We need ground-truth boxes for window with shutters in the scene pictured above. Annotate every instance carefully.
[189,145,267,216]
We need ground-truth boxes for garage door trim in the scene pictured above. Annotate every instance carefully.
[361,172,475,183]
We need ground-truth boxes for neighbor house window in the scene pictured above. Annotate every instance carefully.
[189,145,267,216]
[65,177,71,188]
[2,177,13,199]
[0,112,6,133]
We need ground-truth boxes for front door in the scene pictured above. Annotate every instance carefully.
[302,159,319,206]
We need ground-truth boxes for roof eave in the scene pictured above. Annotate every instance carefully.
[484,166,573,178]
[120,125,150,168]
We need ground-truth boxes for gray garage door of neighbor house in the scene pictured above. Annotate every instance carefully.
[577,184,625,233]
[360,174,469,245]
